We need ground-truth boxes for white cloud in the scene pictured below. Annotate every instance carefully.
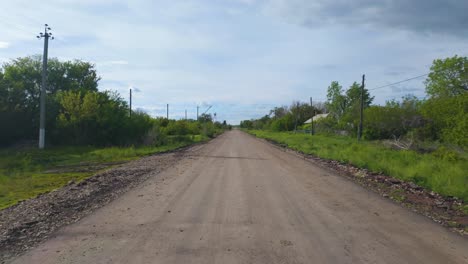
[109,60,128,65]
[0,0,467,124]
[0,42,9,48]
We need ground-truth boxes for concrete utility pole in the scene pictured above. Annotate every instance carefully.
[358,74,365,141]
[185,109,187,120]
[197,106,199,121]
[37,24,54,149]
[166,104,169,119]
[129,88,132,117]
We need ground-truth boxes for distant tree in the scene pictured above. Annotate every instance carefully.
[270,114,295,132]
[326,81,347,119]
[345,82,373,109]
[240,120,253,129]
[0,56,100,145]
[425,55,468,98]
[342,81,374,126]
[421,93,468,146]
[198,113,213,123]
[56,90,136,145]
[289,101,320,125]
[253,115,271,129]
[269,106,288,119]
[364,95,423,140]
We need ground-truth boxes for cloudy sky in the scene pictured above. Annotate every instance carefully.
[1,0,467,124]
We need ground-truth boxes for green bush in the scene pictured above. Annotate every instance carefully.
[421,94,468,147]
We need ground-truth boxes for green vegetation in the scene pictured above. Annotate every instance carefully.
[247,130,468,201]
[241,55,467,200]
[0,55,230,209]
[0,56,230,147]
[0,135,208,209]
[241,55,467,148]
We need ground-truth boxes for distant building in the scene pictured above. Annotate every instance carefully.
[304,113,329,124]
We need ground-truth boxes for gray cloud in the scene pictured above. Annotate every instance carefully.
[390,85,423,93]
[264,0,468,36]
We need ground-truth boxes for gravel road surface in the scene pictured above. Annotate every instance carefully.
[10,130,468,264]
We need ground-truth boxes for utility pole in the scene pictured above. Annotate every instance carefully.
[294,115,298,133]
[358,74,365,141]
[37,24,54,149]
[185,109,187,120]
[166,104,169,119]
[310,97,314,135]
[129,88,132,117]
[197,106,199,121]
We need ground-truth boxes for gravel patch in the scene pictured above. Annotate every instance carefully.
[0,145,200,262]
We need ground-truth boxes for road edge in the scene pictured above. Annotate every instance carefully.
[0,136,218,263]
[242,130,468,238]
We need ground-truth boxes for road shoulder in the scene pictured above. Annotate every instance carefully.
[243,130,468,237]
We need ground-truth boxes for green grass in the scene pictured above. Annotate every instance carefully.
[247,130,468,201]
[0,135,208,209]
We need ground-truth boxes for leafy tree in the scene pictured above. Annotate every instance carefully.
[0,56,101,145]
[326,81,347,119]
[345,82,373,109]
[253,115,271,129]
[324,81,374,135]
[269,106,288,119]
[270,114,295,131]
[290,101,319,125]
[421,93,468,147]
[341,82,374,131]
[56,90,134,145]
[240,120,253,129]
[364,95,423,140]
[198,113,212,123]
[419,56,468,147]
[425,55,468,98]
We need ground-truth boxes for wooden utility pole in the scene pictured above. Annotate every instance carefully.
[310,97,313,136]
[129,88,132,117]
[294,115,298,133]
[37,24,54,149]
[358,74,365,141]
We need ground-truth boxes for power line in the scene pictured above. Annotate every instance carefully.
[369,73,428,91]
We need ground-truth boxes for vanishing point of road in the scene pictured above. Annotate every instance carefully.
[11,130,468,264]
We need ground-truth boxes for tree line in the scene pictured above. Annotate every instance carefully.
[0,56,228,147]
[241,55,467,148]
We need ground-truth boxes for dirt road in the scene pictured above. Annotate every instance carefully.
[10,130,468,264]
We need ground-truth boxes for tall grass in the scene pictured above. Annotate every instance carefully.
[248,130,468,201]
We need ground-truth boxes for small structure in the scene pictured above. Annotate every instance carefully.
[304,113,329,124]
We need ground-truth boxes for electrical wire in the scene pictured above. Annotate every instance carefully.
[369,73,428,91]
